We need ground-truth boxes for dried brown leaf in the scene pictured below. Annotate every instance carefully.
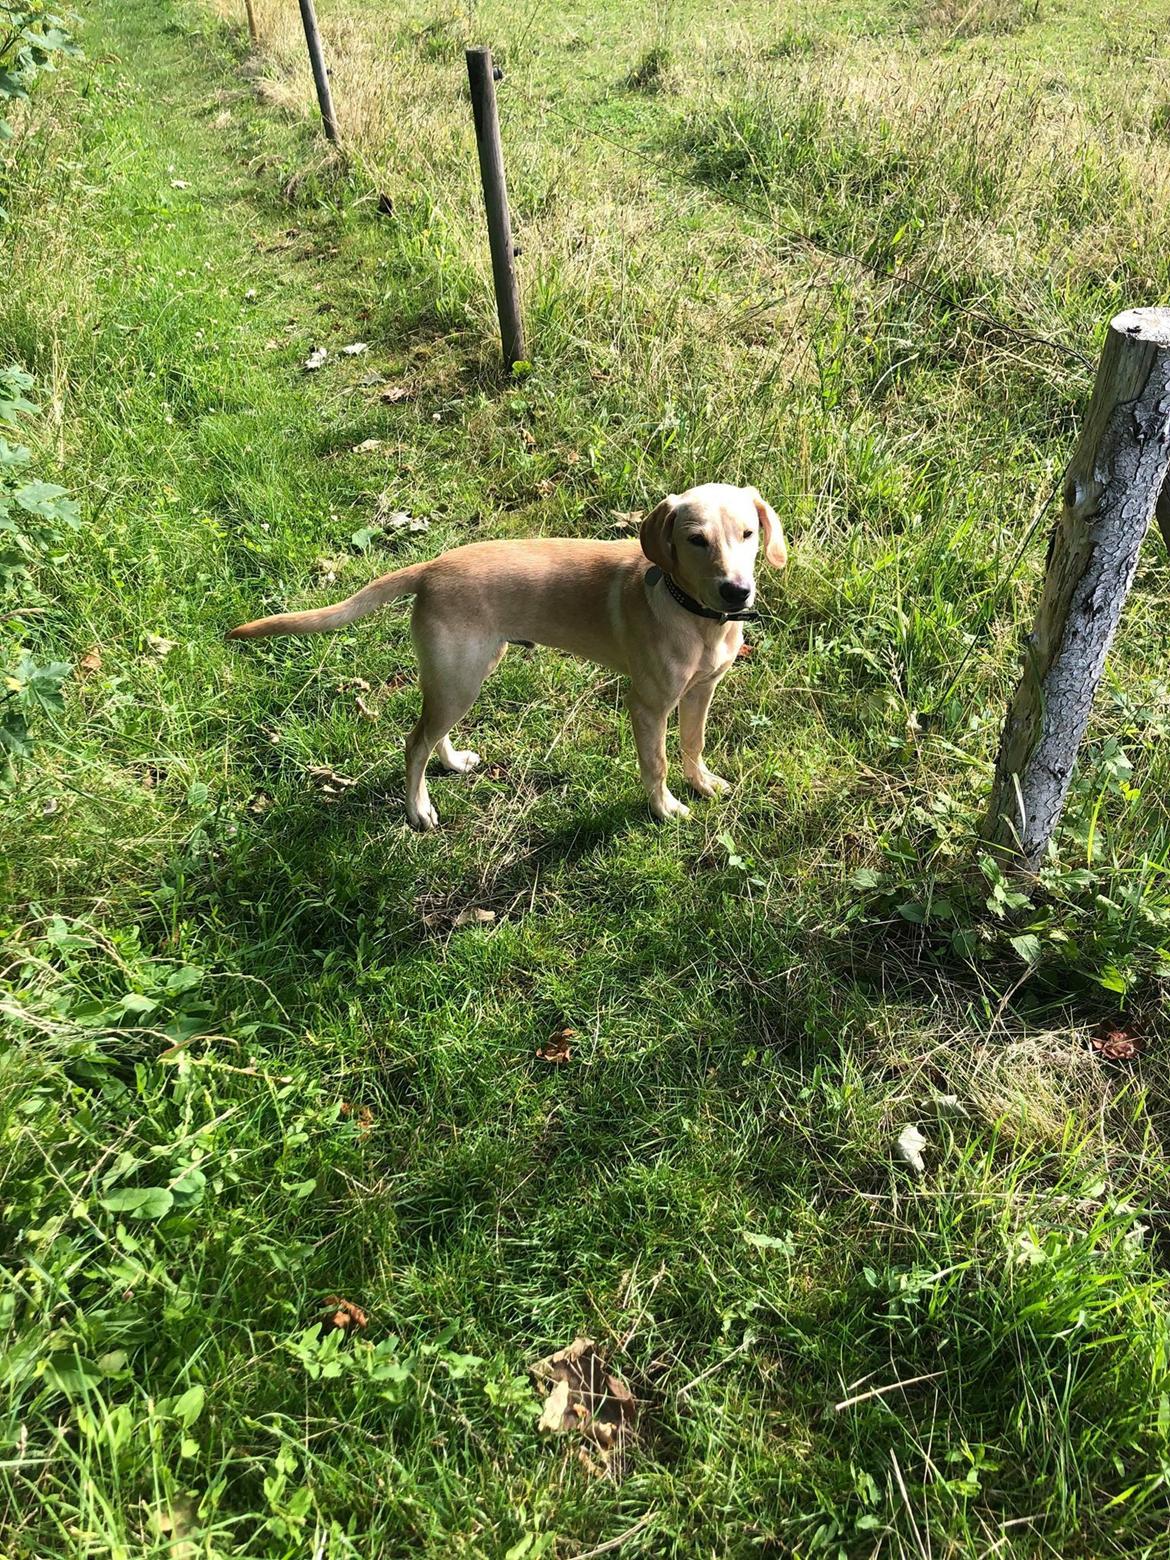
[454,907,496,927]
[537,1377,572,1434]
[537,1028,575,1064]
[321,1297,368,1332]
[340,1101,375,1139]
[307,764,358,792]
[78,646,103,677]
[530,1337,636,1457]
[1093,1026,1142,1061]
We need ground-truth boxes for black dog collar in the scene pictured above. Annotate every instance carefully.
[645,565,758,623]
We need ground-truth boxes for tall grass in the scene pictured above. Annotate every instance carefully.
[2,0,1169,1553]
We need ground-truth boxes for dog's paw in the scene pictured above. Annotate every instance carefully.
[408,799,440,831]
[686,767,731,799]
[443,748,481,775]
[651,790,691,822]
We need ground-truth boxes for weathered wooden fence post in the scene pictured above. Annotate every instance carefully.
[1157,475,1170,554]
[297,0,339,145]
[986,307,1170,866]
[243,0,259,46]
[465,46,526,369]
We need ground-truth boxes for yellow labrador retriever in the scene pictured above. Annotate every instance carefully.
[229,482,787,828]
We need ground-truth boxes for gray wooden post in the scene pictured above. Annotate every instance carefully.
[1156,476,1170,554]
[986,307,1170,866]
[297,0,338,144]
[465,46,526,369]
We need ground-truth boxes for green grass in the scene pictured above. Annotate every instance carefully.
[2,0,1170,1554]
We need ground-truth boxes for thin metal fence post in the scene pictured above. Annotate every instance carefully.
[297,0,339,145]
[465,46,526,369]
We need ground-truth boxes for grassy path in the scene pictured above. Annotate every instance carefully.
[3,0,1170,1556]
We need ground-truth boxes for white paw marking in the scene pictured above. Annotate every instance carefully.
[652,791,691,821]
[408,798,440,831]
[687,768,731,798]
[443,748,481,774]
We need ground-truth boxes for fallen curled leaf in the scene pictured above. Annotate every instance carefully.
[307,763,358,795]
[340,1101,375,1138]
[146,633,178,658]
[530,1337,636,1457]
[338,675,372,692]
[895,1124,928,1175]
[352,438,383,454]
[42,796,59,817]
[380,384,415,404]
[248,792,272,815]
[577,1445,609,1478]
[736,642,754,659]
[342,341,369,356]
[313,554,347,581]
[612,510,643,530]
[1093,1026,1142,1061]
[454,907,496,927]
[355,694,378,721]
[538,1377,572,1434]
[303,346,328,371]
[151,1495,199,1560]
[321,1297,368,1332]
[78,646,103,677]
[373,497,429,535]
[537,1028,575,1064]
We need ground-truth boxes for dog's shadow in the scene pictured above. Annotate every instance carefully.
[172,746,653,1000]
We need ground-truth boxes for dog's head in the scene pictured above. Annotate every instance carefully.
[639,483,787,614]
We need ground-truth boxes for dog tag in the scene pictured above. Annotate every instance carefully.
[645,566,662,586]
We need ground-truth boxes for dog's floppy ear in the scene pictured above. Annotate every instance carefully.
[640,494,679,572]
[750,488,788,569]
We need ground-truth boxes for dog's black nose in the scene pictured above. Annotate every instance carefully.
[719,580,752,607]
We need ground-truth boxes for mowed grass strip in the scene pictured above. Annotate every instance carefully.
[2,0,1169,1555]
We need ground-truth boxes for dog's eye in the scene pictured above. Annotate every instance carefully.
[688,535,708,548]
[743,530,756,540]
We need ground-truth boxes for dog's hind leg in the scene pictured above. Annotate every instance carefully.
[404,616,505,830]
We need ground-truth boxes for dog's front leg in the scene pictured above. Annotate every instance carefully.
[627,694,689,821]
[679,674,731,799]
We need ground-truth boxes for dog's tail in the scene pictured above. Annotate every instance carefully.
[227,561,429,640]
